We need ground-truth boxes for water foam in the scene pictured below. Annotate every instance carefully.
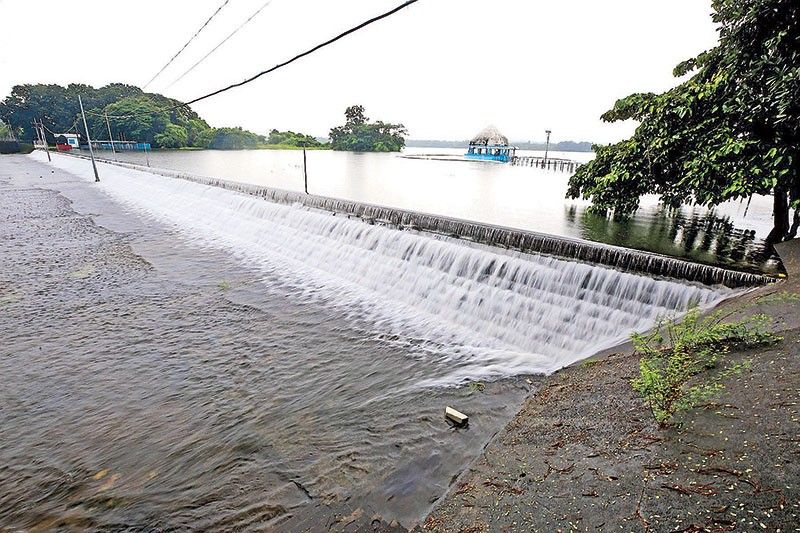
[39,153,733,383]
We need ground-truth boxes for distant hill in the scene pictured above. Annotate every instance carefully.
[405,139,594,152]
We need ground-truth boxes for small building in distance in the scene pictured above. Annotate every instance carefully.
[465,125,517,163]
[54,133,80,151]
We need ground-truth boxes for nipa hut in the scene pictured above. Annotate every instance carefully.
[465,125,516,162]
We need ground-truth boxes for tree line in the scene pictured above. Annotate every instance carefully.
[0,85,406,153]
[0,84,320,150]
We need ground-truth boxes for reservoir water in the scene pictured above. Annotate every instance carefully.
[103,147,780,275]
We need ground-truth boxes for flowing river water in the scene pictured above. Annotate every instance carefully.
[0,151,747,529]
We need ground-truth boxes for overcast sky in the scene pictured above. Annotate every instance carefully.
[0,0,718,143]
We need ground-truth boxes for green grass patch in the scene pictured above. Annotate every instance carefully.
[755,290,800,306]
[631,308,780,427]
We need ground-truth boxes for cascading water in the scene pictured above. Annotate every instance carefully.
[42,154,733,383]
[55,153,772,288]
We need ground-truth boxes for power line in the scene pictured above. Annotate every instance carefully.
[185,0,420,107]
[165,0,274,90]
[143,0,233,90]
[42,117,80,136]
[101,0,421,119]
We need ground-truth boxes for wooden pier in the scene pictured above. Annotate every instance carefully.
[511,156,580,172]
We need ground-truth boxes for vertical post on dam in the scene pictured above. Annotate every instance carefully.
[303,148,308,194]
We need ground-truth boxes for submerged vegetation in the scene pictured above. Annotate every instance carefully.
[329,105,407,152]
[266,129,324,148]
[631,308,779,426]
[568,0,800,243]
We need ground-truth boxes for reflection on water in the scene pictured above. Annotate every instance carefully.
[565,205,780,275]
[94,147,779,274]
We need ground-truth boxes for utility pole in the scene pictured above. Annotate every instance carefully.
[33,119,42,145]
[104,111,116,156]
[78,95,100,182]
[3,119,16,141]
[38,120,51,162]
[303,148,308,194]
[544,130,552,163]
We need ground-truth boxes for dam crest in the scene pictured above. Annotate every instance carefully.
[77,154,772,289]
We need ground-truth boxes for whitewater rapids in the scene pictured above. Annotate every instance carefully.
[33,152,732,384]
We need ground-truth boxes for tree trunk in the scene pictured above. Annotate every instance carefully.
[788,208,800,240]
[788,169,800,240]
[767,186,790,244]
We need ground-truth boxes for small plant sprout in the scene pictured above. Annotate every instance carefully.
[631,308,779,427]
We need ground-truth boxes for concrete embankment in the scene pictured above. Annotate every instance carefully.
[60,151,772,289]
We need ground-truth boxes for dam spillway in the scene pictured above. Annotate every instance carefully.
[69,153,772,289]
[41,153,745,380]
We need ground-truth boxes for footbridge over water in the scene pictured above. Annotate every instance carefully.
[63,153,774,289]
[510,156,579,172]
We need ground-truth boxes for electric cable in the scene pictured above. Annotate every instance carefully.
[164,0,274,90]
[143,0,233,89]
[100,0,420,119]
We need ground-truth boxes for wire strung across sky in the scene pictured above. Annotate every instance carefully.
[98,0,421,120]
[143,0,233,90]
[43,118,80,136]
[165,0,275,90]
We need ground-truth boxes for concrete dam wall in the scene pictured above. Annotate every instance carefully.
[64,153,773,289]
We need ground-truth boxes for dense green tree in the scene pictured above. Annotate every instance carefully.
[266,129,323,147]
[0,84,77,141]
[201,127,264,150]
[186,118,212,147]
[344,105,368,127]
[567,0,800,242]
[154,124,189,149]
[194,127,217,149]
[0,83,207,147]
[104,97,169,146]
[329,105,407,152]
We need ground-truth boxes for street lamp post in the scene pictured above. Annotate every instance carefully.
[544,129,552,163]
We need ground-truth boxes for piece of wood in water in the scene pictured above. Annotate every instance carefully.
[445,406,468,425]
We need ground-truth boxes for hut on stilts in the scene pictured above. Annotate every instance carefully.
[465,125,517,163]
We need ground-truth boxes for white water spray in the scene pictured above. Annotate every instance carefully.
[40,153,733,383]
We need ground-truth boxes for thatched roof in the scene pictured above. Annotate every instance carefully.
[470,125,508,146]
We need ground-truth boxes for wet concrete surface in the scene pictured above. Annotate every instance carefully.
[422,246,800,532]
[0,155,535,530]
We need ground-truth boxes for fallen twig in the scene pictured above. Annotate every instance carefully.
[660,482,716,496]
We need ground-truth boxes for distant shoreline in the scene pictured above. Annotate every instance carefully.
[405,139,595,152]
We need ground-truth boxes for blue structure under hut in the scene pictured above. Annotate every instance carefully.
[465,125,517,163]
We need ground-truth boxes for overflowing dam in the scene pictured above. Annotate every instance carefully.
[4,152,770,529]
[65,153,772,289]
[40,153,748,380]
